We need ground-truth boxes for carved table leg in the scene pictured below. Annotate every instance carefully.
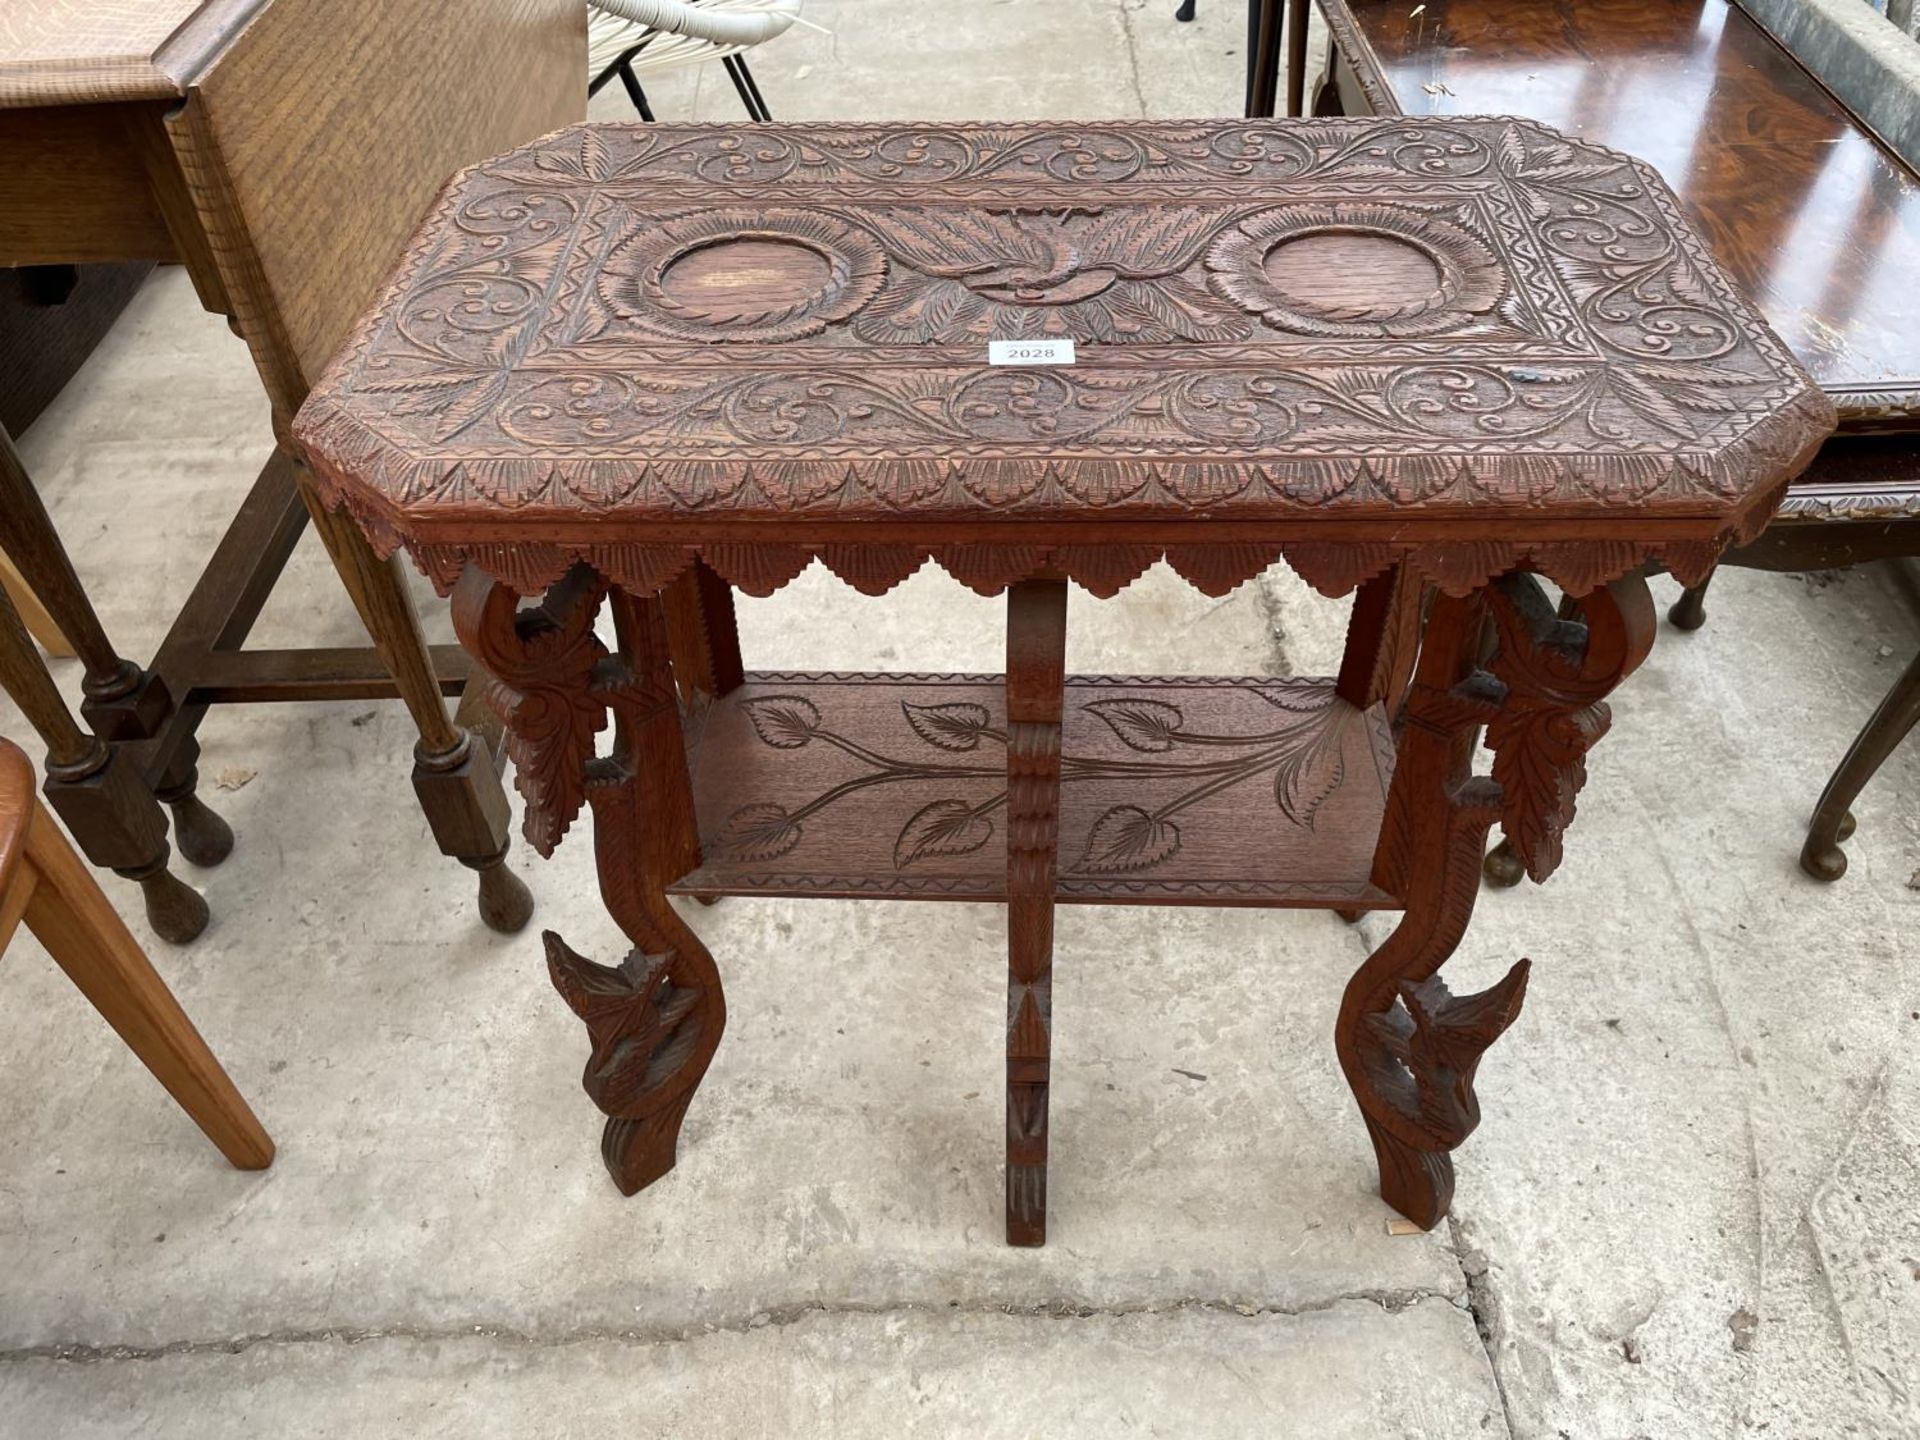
[453,567,723,1196]
[1005,578,1067,1246]
[0,585,206,943]
[662,560,744,704]
[298,470,529,933]
[0,425,235,869]
[662,563,741,909]
[1340,573,1653,1227]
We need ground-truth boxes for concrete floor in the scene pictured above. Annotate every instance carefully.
[2,2,1918,1436]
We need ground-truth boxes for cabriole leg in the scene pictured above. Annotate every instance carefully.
[1800,645,1920,881]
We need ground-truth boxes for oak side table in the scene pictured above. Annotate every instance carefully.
[295,119,1832,1246]
[0,0,581,938]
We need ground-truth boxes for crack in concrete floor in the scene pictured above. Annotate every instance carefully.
[0,1288,1469,1366]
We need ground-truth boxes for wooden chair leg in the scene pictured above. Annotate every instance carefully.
[1246,0,1281,116]
[19,797,272,1168]
[1801,645,1920,881]
[295,469,532,934]
[0,551,73,659]
[1005,579,1067,1246]
[0,425,175,742]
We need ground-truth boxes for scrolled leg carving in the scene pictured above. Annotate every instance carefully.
[1482,572,1656,885]
[1341,572,1651,1228]
[451,566,723,1196]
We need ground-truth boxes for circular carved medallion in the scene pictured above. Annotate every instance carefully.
[600,209,887,342]
[1206,202,1503,337]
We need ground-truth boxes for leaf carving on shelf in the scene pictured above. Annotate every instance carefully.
[1079,804,1182,873]
[713,802,803,860]
[1084,697,1186,752]
[739,695,823,749]
[902,700,997,752]
[1253,685,1357,830]
[894,799,996,868]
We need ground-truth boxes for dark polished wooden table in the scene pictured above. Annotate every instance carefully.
[296,119,1830,1244]
[1307,0,1920,878]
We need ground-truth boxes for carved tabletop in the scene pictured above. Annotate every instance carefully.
[295,118,1832,1248]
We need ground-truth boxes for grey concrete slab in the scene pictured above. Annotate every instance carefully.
[1353,564,1920,1439]
[0,1300,1503,1439]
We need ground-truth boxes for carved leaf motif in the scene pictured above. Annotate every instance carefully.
[1484,703,1609,882]
[1274,721,1349,830]
[714,802,803,860]
[548,934,664,1044]
[1107,275,1253,342]
[1077,206,1224,275]
[1079,805,1181,873]
[1608,370,1704,438]
[893,799,995,868]
[903,701,996,752]
[739,695,822,749]
[1084,697,1185,752]
[492,629,608,860]
[865,208,1048,277]
[1252,683,1337,716]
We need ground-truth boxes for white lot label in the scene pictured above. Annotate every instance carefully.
[988,339,1076,366]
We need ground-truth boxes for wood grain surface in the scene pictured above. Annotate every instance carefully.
[168,0,585,421]
[1315,0,1920,430]
[668,671,1396,907]
[0,0,262,108]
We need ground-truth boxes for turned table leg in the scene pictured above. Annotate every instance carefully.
[452,567,724,1195]
[1339,573,1653,1227]
[296,470,530,933]
[1005,578,1067,1246]
[0,586,207,943]
[0,425,234,869]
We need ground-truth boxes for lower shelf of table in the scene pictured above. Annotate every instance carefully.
[668,672,1402,910]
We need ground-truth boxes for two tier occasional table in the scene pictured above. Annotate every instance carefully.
[296,119,1831,1245]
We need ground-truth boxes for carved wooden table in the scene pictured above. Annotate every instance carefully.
[295,119,1832,1245]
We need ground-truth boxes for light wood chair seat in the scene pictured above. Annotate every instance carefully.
[0,737,272,1171]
